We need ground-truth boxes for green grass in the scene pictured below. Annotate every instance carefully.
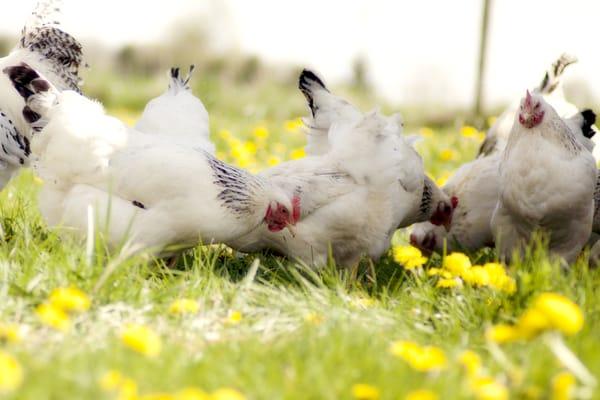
[0,74,599,400]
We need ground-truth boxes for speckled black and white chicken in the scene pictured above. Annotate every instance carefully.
[230,70,454,267]
[491,91,597,263]
[5,64,297,252]
[0,0,84,188]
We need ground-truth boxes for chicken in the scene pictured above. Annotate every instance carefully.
[298,70,455,229]
[478,54,579,158]
[135,66,215,154]
[0,0,84,188]
[491,91,597,264]
[4,64,297,252]
[230,70,455,267]
[410,153,500,254]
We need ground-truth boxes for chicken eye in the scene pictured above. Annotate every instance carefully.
[534,103,540,109]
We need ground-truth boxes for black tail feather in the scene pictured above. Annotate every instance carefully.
[581,109,596,139]
[537,54,577,94]
[298,69,328,117]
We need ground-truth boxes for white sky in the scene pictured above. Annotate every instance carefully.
[2,0,600,109]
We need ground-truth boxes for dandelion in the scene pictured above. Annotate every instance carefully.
[266,155,281,167]
[49,287,91,313]
[36,303,70,332]
[419,127,435,137]
[393,245,428,270]
[211,388,246,400]
[289,148,306,160]
[390,341,447,372]
[405,389,438,400]
[485,324,521,344]
[439,148,456,162]
[284,118,304,133]
[470,376,509,400]
[227,310,243,325]
[551,371,575,400]
[169,299,199,315]
[174,387,210,400]
[532,293,584,336]
[435,171,452,187]
[458,350,482,377]
[0,324,22,344]
[99,369,125,391]
[517,308,551,339]
[304,312,324,325]
[436,278,460,289]
[460,125,479,138]
[0,351,23,392]
[252,125,269,140]
[443,252,471,275]
[120,324,162,357]
[351,383,380,400]
[140,393,175,400]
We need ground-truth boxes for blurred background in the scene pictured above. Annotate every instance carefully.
[1,0,599,175]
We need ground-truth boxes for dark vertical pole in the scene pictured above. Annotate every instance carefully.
[474,0,492,118]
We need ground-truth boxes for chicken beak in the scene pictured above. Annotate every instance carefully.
[286,223,297,237]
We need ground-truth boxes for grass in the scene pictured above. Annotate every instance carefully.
[0,72,599,400]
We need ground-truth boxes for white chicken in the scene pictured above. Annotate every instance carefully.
[0,0,84,187]
[478,54,581,158]
[230,70,454,267]
[135,66,215,154]
[410,153,500,254]
[5,64,297,252]
[491,91,597,263]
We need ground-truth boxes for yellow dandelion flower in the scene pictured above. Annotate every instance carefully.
[470,376,509,400]
[390,341,447,372]
[0,351,23,392]
[443,252,472,275]
[49,287,91,313]
[532,293,584,336]
[436,278,460,289]
[405,389,438,400]
[435,171,452,187]
[252,126,269,140]
[419,127,434,137]
[140,393,175,400]
[290,148,306,160]
[426,268,453,279]
[458,350,481,377]
[351,383,380,400]
[517,308,551,339]
[117,378,139,400]
[0,324,22,344]
[120,324,162,357]
[551,371,575,400]
[393,245,428,270]
[169,299,200,315]
[485,324,521,344]
[99,369,124,391]
[304,312,324,325]
[218,129,233,141]
[227,310,243,325]
[243,141,257,155]
[174,387,210,400]
[266,155,281,167]
[36,303,70,332]
[284,118,304,133]
[211,388,246,400]
[439,148,456,162]
[460,125,479,138]
[462,266,490,287]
